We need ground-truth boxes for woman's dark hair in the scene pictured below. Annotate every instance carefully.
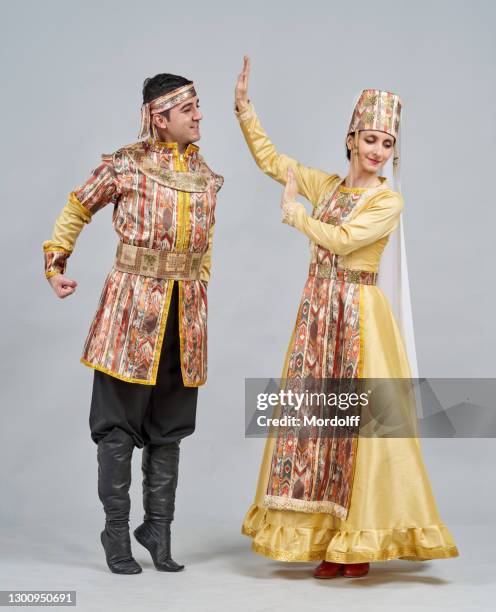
[346,132,354,160]
[142,73,193,119]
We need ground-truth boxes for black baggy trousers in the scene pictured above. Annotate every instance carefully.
[89,281,198,448]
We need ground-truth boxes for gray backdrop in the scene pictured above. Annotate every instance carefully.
[1,1,494,610]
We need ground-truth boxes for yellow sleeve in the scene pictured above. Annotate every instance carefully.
[199,223,215,283]
[289,193,404,256]
[42,193,93,278]
[235,102,337,206]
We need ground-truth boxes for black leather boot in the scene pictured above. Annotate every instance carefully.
[133,441,184,571]
[97,427,142,575]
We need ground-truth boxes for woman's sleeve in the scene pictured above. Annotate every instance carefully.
[287,193,404,255]
[42,158,120,278]
[235,102,337,206]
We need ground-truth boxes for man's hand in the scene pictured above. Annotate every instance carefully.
[235,55,251,113]
[48,274,78,299]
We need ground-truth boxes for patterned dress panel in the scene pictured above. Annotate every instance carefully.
[265,186,364,518]
[289,188,363,380]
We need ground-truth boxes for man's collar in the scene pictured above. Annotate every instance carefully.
[148,139,200,158]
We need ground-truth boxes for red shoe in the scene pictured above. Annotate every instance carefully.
[341,562,370,577]
[313,561,343,579]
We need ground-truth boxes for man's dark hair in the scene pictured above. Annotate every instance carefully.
[142,73,193,119]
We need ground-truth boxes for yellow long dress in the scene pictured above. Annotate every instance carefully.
[236,103,459,563]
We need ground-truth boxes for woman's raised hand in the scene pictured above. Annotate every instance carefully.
[281,168,298,207]
[280,168,304,225]
[235,55,251,113]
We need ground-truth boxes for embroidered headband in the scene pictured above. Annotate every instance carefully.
[138,82,197,140]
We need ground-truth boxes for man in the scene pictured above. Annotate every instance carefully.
[43,74,223,574]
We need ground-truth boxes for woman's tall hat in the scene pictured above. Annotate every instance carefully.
[347,89,403,192]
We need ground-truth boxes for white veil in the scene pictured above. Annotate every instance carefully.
[347,96,421,412]
[376,110,419,379]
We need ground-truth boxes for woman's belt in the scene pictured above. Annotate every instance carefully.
[114,242,203,280]
[308,262,377,285]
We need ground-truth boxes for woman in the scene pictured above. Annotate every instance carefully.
[235,56,459,578]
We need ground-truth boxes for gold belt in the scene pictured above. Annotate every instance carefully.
[308,263,377,285]
[114,242,203,280]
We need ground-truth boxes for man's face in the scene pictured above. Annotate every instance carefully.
[153,95,203,145]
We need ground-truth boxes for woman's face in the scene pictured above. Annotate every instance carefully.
[348,130,395,174]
